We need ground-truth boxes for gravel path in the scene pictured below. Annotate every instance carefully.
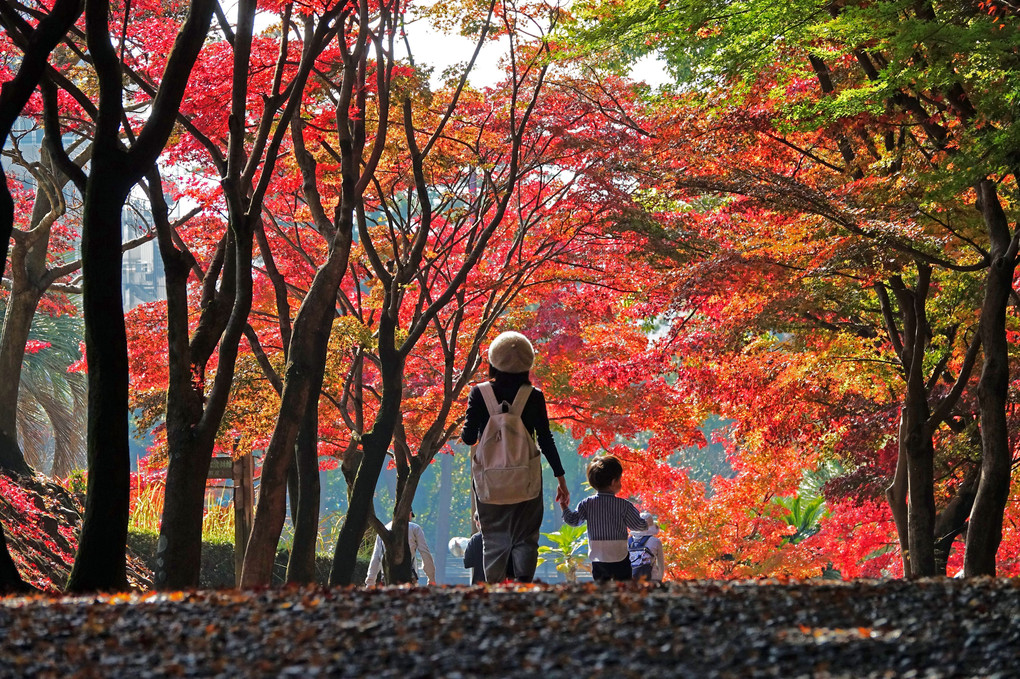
[2,579,1019,677]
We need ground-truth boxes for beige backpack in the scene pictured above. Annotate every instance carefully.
[471,382,543,504]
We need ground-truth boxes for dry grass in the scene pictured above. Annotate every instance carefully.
[129,473,235,543]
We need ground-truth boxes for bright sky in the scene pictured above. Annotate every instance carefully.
[246,2,669,89]
[398,5,670,89]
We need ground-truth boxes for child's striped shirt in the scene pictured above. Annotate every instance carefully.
[562,492,648,563]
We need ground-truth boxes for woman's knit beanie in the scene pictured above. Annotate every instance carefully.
[487,331,535,374]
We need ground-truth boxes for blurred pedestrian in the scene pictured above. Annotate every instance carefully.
[629,512,665,581]
[365,509,436,586]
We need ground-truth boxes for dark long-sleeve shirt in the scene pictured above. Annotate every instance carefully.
[461,381,565,478]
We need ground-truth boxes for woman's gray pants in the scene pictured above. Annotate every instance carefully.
[477,493,543,583]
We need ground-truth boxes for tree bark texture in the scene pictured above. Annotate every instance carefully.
[0,275,40,476]
[329,338,404,586]
[380,459,423,585]
[65,176,131,592]
[886,420,911,577]
[381,516,414,586]
[287,390,322,584]
[241,253,346,587]
[965,180,1018,577]
[67,0,215,593]
[156,221,252,589]
[934,464,980,575]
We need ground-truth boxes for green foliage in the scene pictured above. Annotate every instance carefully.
[1,301,87,474]
[65,470,87,495]
[537,523,591,582]
[200,496,235,544]
[775,494,829,544]
[128,478,165,535]
[126,530,370,588]
[775,461,840,544]
[278,509,349,557]
[129,483,235,544]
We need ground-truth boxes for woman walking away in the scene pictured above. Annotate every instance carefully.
[461,331,570,583]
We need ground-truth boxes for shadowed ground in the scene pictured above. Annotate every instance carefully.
[1,579,1017,677]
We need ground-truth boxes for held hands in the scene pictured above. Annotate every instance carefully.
[555,476,570,509]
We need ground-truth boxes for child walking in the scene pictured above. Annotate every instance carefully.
[560,455,648,582]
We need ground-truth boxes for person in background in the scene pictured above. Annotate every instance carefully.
[461,331,569,583]
[629,511,665,581]
[365,509,437,586]
[560,455,647,583]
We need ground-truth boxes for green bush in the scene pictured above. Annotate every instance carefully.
[127,531,368,589]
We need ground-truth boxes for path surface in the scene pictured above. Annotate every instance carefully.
[1,579,1018,677]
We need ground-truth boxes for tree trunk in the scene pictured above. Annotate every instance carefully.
[153,0,274,592]
[156,224,251,590]
[381,516,415,585]
[904,423,937,577]
[241,250,347,587]
[287,455,299,528]
[0,285,40,477]
[902,277,937,578]
[0,144,68,478]
[0,175,47,478]
[65,175,131,593]
[66,0,215,593]
[886,415,911,577]
[149,220,221,590]
[0,435,33,478]
[382,467,423,585]
[287,390,322,584]
[879,271,938,578]
[330,341,404,586]
[934,464,980,575]
[965,180,1018,577]
[154,427,210,589]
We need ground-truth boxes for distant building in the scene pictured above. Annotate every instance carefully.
[121,209,166,310]
[4,117,167,311]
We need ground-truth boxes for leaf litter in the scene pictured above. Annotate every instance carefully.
[1,579,1019,677]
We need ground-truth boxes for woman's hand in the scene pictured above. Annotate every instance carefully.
[554,475,569,508]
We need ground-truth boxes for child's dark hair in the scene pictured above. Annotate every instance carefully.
[587,455,623,492]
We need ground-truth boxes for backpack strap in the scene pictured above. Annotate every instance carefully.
[634,535,651,549]
[508,385,533,416]
[477,382,534,417]
[477,382,502,417]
